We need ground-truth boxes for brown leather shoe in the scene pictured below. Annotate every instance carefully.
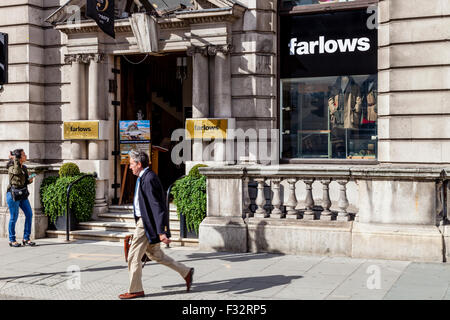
[118,291,145,300]
[184,268,194,292]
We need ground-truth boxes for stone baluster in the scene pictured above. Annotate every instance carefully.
[270,178,283,218]
[242,176,252,218]
[286,178,299,219]
[254,178,268,218]
[303,178,315,220]
[337,179,350,221]
[320,179,332,221]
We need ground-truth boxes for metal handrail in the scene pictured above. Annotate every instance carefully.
[65,172,98,242]
[166,175,186,213]
[165,175,186,247]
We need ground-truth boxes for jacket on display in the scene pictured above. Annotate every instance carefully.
[361,75,377,123]
[328,76,362,129]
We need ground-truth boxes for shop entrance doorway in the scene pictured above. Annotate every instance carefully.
[119,54,192,204]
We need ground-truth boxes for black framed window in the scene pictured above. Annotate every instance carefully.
[280,8,378,160]
[282,0,356,7]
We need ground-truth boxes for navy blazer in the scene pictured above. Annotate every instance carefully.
[134,168,171,244]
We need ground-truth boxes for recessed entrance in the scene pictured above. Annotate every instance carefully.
[118,53,192,204]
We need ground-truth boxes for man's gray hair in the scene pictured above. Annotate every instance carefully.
[129,150,150,168]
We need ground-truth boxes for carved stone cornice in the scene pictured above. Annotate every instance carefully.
[175,14,237,25]
[56,21,133,35]
[64,53,106,64]
[158,18,190,30]
[187,44,233,57]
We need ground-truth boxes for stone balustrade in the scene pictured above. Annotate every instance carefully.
[246,176,352,222]
[198,165,450,262]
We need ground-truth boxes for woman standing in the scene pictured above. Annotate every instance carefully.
[6,149,36,247]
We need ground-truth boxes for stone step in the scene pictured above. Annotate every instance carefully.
[45,230,198,247]
[98,212,179,222]
[108,204,177,213]
[78,221,181,232]
[97,212,135,223]
[97,213,180,226]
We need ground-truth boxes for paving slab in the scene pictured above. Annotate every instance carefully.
[275,285,332,300]
[1,238,450,300]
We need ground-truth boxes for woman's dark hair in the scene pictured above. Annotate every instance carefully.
[6,149,24,168]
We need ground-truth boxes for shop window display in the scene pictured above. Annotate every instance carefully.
[280,8,377,160]
[281,75,377,159]
[282,0,356,7]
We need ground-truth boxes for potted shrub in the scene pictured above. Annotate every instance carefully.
[40,163,96,230]
[170,164,207,238]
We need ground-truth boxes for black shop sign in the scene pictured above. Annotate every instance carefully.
[280,9,378,78]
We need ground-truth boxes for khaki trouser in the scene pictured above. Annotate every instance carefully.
[128,218,191,293]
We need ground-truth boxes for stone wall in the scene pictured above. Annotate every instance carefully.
[229,0,278,162]
[0,0,68,163]
[378,0,450,163]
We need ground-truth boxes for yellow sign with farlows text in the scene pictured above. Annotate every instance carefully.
[186,119,228,139]
[64,121,99,140]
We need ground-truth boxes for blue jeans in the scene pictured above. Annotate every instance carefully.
[6,191,33,242]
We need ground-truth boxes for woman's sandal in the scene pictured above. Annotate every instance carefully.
[22,240,36,246]
[9,242,21,247]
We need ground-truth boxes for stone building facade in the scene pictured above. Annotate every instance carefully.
[0,0,449,262]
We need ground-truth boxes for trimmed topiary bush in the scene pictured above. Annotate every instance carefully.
[188,164,208,179]
[59,162,80,177]
[171,164,207,235]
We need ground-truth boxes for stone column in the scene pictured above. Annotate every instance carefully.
[188,46,209,161]
[65,54,88,160]
[212,45,232,162]
[189,46,209,118]
[87,53,107,218]
[88,53,104,120]
[213,45,232,117]
[87,53,106,160]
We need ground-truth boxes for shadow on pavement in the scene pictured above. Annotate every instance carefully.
[182,252,284,263]
[145,275,303,297]
[0,265,127,282]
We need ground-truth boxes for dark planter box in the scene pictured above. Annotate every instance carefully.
[180,212,199,239]
[53,213,77,231]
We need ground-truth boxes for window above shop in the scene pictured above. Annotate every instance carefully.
[279,8,378,161]
[280,0,378,14]
[282,0,356,6]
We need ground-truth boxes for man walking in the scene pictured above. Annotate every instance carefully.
[119,150,194,299]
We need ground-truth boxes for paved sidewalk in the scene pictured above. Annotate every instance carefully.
[0,238,449,300]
